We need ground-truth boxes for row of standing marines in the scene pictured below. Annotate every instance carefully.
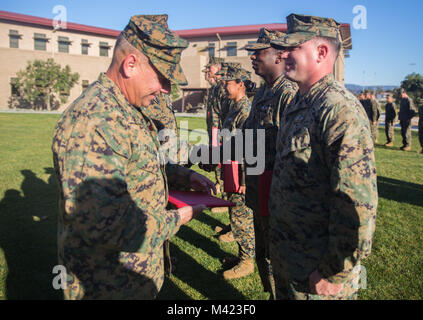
[359,89,423,152]
[52,13,379,299]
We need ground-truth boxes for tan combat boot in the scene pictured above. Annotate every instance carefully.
[211,207,228,213]
[215,224,230,233]
[403,146,411,151]
[420,148,423,154]
[223,258,254,280]
[384,141,394,147]
[221,256,239,270]
[219,231,235,243]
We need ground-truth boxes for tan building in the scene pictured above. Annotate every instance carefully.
[0,10,352,111]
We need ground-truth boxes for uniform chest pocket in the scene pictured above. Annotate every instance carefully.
[280,127,311,158]
[278,127,314,188]
[127,123,162,176]
[129,144,162,175]
[259,105,274,127]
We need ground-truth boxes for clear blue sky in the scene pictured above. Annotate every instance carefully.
[1,0,422,86]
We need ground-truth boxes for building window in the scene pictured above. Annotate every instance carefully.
[208,43,215,57]
[34,33,48,51]
[9,30,21,48]
[81,39,90,55]
[58,36,71,53]
[247,41,256,55]
[10,78,20,96]
[99,41,110,57]
[227,42,237,56]
[82,80,89,91]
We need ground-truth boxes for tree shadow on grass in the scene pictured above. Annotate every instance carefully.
[159,240,244,300]
[0,168,61,299]
[378,176,423,207]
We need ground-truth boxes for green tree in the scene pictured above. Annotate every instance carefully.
[14,59,79,111]
[401,72,423,106]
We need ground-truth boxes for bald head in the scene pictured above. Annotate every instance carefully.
[110,33,148,69]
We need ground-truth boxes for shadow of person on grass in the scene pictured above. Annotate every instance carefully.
[0,169,61,299]
[378,176,423,207]
[158,239,245,300]
[174,221,237,263]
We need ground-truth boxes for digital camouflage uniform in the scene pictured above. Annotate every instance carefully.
[52,15,194,300]
[269,14,378,300]
[204,58,227,191]
[369,98,381,142]
[204,57,225,146]
[384,99,397,144]
[243,28,298,298]
[219,67,255,262]
[222,96,255,260]
[399,94,417,148]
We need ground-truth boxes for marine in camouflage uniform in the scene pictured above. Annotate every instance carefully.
[365,92,380,143]
[244,28,298,299]
[269,14,378,300]
[384,94,397,146]
[204,57,225,146]
[219,66,255,279]
[398,89,417,150]
[216,62,239,125]
[52,15,210,300]
[371,95,381,143]
[360,91,372,126]
[203,57,228,200]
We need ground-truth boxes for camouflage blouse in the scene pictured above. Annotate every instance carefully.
[52,73,194,299]
[269,74,378,285]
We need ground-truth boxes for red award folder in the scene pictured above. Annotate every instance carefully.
[223,161,239,193]
[168,190,235,208]
[258,170,273,217]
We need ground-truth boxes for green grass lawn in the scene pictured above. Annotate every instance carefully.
[0,113,422,300]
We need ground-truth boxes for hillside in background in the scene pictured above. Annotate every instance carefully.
[346,84,398,93]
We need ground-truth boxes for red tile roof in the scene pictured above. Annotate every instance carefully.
[0,10,350,49]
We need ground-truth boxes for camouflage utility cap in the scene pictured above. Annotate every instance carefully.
[206,56,225,67]
[271,13,341,48]
[245,28,285,50]
[202,56,225,72]
[221,65,251,82]
[122,14,189,85]
[216,62,242,76]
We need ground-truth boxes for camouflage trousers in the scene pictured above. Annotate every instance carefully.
[254,214,276,299]
[370,123,379,142]
[245,175,275,298]
[273,266,361,300]
[400,120,412,147]
[385,121,395,143]
[228,192,255,260]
